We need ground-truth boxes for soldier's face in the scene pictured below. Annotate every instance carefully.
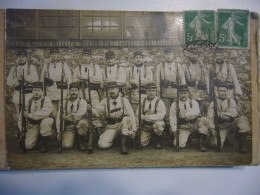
[218,87,228,99]
[32,88,43,100]
[82,54,92,63]
[134,55,143,65]
[164,52,174,62]
[16,55,27,65]
[69,88,79,99]
[179,90,189,101]
[108,87,119,98]
[107,57,116,66]
[50,53,59,62]
[146,88,157,100]
[215,55,224,64]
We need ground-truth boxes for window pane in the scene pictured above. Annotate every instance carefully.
[93,17,101,26]
[93,27,101,36]
[102,17,110,26]
[110,17,119,26]
[84,27,92,37]
[84,17,92,26]
[111,27,119,36]
[102,27,110,36]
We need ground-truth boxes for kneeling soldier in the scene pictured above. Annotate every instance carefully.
[169,85,210,151]
[95,81,137,155]
[18,82,54,152]
[207,84,251,153]
[56,82,88,150]
[136,82,166,149]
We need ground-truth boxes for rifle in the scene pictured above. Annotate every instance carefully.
[21,69,27,153]
[159,70,163,99]
[43,71,47,97]
[59,68,64,154]
[175,64,180,152]
[87,70,93,154]
[211,57,221,151]
[136,69,142,149]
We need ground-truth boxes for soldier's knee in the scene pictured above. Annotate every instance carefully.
[98,140,111,149]
[237,116,250,132]
[40,118,54,128]
[199,117,209,127]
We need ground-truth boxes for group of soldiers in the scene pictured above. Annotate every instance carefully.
[7,47,251,155]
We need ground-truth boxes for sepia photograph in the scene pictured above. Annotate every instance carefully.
[2,9,258,170]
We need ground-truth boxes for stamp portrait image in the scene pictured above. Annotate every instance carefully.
[1,9,259,170]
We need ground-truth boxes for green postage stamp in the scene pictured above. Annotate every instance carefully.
[217,9,249,48]
[184,10,216,46]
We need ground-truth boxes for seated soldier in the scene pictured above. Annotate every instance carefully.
[169,84,210,151]
[207,83,251,153]
[95,81,137,155]
[56,82,89,150]
[18,81,54,152]
[136,82,166,149]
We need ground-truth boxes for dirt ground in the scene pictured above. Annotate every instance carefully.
[6,129,252,170]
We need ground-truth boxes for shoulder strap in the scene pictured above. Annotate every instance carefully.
[121,96,125,116]
[47,63,50,78]
[144,65,146,78]
[132,66,134,79]
[105,66,108,78]
[107,97,110,118]
[28,97,33,113]
[41,97,45,109]
[27,63,31,76]
[154,98,160,113]
[142,97,146,114]
[189,99,193,108]
[65,98,69,115]
[162,62,166,81]
[77,98,81,111]
[79,65,81,76]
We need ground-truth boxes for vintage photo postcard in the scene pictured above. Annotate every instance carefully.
[0,9,259,170]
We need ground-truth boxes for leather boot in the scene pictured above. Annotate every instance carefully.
[239,133,248,153]
[199,134,207,152]
[156,135,163,149]
[121,135,128,155]
[78,135,87,151]
[40,136,49,153]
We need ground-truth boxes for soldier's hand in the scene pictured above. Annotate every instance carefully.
[62,114,68,120]
[87,104,92,111]
[57,132,61,141]
[179,111,186,119]
[141,114,145,120]
[130,131,136,139]
[24,111,29,118]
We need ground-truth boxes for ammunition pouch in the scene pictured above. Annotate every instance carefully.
[28,118,41,125]
[197,81,206,90]
[179,118,196,125]
[161,80,169,88]
[226,82,234,89]
[131,83,138,90]
[107,117,123,125]
[213,79,221,87]
[80,82,100,90]
[57,82,68,89]
[186,79,197,87]
[44,78,53,87]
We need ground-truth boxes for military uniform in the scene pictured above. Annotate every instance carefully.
[40,48,72,117]
[212,49,242,100]
[56,89,88,149]
[207,97,250,152]
[72,49,103,106]
[127,52,153,112]
[136,83,166,148]
[7,49,39,114]
[18,82,54,151]
[101,51,127,99]
[155,49,185,117]
[95,82,136,154]
[169,85,209,151]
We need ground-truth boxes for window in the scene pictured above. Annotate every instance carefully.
[38,10,79,39]
[124,12,168,40]
[80,11,123,39]
[6,9,36,40]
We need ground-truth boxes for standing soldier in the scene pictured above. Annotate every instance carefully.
[72,48,103,130]
[72,48,103,106]
[128,51,153,112]
[136,82,166,149]
[7,49,39,115]
[155,47,186,118]
[95,81,137,155]
[211,48,242,102]
[40,48,72,117]
[207,83,250,153]
[18,82,54,152]
[56,82,89,150]
[182,49,210,116]
[169,85,210,151]
[101,51,127,98]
